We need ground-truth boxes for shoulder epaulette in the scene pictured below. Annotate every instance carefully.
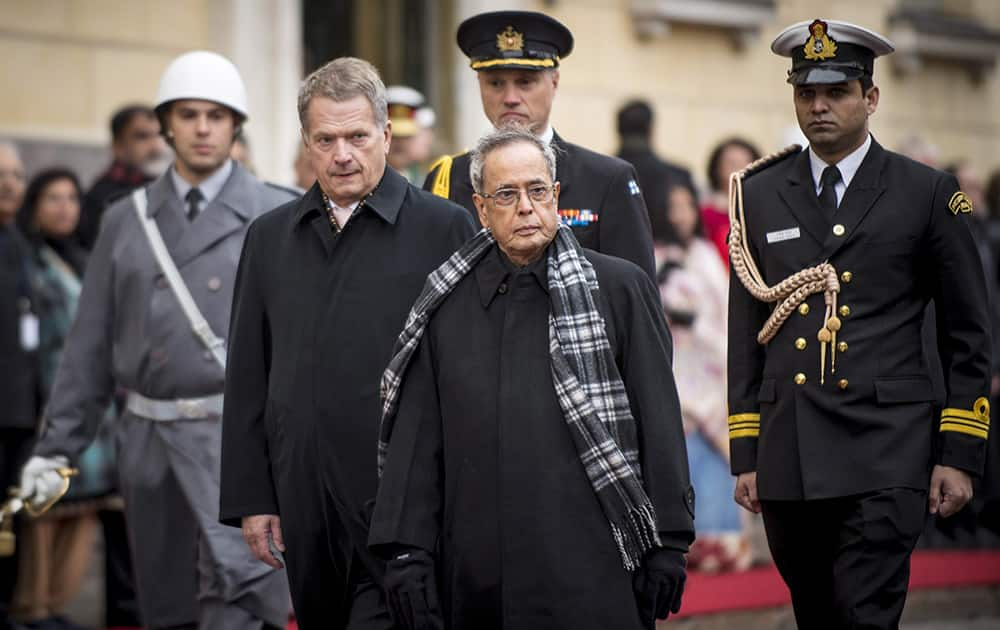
[427,153,457,199]
[264,181,303,197]
[739,144,801,182]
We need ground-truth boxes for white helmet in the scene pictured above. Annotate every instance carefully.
[155,51,249,121]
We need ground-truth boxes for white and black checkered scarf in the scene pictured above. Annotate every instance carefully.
[378,225,660,571]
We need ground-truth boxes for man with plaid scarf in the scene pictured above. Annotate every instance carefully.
[369,128,694,630]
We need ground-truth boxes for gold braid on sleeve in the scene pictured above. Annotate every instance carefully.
[728,145,842,385]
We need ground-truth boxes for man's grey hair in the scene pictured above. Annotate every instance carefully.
[298,57,388,130]
[470,127,557,194]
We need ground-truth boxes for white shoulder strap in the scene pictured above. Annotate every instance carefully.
[132,189,227,370]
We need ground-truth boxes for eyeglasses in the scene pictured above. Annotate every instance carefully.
[478,184,557,208]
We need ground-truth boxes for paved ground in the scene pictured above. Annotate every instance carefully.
[61,528,1000,628]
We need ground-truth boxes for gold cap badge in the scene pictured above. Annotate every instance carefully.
[496,25,524,53]
[949,191,973,215]
[804,19,838,61]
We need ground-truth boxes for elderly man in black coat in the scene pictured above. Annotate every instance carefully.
[370,127,694,630]
[220,58,475,629]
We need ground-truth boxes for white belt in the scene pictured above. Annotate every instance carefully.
[126,392,224,421]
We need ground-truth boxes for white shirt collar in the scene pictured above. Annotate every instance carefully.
[170,159,234,209]
[808,134,871,193]
[537,125,554,145]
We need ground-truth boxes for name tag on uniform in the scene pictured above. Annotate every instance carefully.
[766,227,800,244]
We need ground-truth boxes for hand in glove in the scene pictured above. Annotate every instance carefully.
[383,547,444,630]
[18,455,71,505]
[633,548,686,628]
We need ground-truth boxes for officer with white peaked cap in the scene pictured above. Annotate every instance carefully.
[18,51,296,629]
[728,18,990,629]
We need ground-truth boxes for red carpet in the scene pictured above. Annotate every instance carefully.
[675,549,1000,617]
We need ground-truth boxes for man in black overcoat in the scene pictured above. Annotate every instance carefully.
[371,127,694,630]
[219,58,475,629]
[423,11,656,280]
[728,19,992,629]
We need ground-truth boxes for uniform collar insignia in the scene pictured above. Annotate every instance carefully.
[804,19,838,61]
[496,25,524,53]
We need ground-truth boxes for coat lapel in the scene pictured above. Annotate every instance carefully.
[552,132,572,198]
[775,150,829,248]
[815,139,887,263]
[145,173,188,256]
[173,164,253,268]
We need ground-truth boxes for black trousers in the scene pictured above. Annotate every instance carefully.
[761,488,926,630]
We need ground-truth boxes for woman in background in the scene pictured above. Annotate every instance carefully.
[14,169,117,630]
[699,138,760,265]
[657,183,750,573]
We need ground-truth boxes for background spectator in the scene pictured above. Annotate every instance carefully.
[700,137,760,264]
[615,99,696,243]
[76,105,166,250]
[0,139,38,630]
[656,183,750,573]
[13,169,119,630]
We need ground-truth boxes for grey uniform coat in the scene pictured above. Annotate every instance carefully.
[33,162,296,628]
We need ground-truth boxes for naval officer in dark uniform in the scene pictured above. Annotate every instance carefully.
[423,11,656,280]
[727,19,991,629]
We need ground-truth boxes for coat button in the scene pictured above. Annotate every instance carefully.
[832,224,846,236]
[841,271,853,283]
[839,305,851,317]
[838,379,849,390]
[795,337,807,350]
[207,276,222,291]
[497,283,508,295]
[794,373,807,385]
[155,275,168,290]
[838,341,848,353]
[150,348,166,362]
[203,350,214,361]
[798,303,810,316]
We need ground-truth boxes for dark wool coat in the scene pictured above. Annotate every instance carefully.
[370,245,694,630]
[220,167,475,628]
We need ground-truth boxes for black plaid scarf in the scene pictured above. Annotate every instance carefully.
[378,225,660,570]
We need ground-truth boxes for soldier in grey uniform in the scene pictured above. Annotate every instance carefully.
[17,51,295,630]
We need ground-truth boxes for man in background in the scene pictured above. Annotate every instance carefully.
[77,105,167,249]
[0,140,36,630]
[615,100,696,244]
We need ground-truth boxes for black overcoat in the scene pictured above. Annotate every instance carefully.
[369,245,694,630]
[727,139,992,501]
[422,132,657,280]
[0,224,39,430]
[220,167,475,627]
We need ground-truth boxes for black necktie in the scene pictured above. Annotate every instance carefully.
[818,165,842,217]
[185,188,204,222]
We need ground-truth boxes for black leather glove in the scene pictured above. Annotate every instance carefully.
[633,548,687,628]
[383,547,444,630]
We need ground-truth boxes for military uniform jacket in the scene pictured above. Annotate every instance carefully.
[34,162,297,458]
[423,131,657,280]
[370,245,694,630]
[728,139,991,501]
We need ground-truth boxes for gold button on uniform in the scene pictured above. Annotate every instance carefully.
[833,224,846,236]
[838,379,849,390]
[795,337,807,350]
[798,303,810,316]
[838,341,848,353]
[841,271,853,283]
[794,373,807,385]
[839,305,851,317]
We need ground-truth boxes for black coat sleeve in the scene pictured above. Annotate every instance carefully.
[369,335,444,556]
[615,267,694,552]
[220,219,279,525]
[726,207,770,475]
[926,175,992,476]
[599,164,657,282]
